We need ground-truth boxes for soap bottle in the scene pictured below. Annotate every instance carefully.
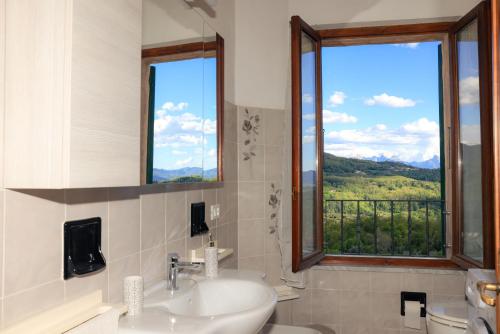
[204,233,218,278]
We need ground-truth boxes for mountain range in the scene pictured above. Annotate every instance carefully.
[364,155,440,169]
[323,153,440,183]
[153,167,217,182]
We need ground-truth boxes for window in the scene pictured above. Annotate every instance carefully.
[322,39,448,259]
[291,16,324,272]
[291,1,493,271]
[141,36,224,185]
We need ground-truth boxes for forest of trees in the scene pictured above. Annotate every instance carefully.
[323,153,445,257]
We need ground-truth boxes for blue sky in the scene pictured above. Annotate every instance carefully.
[151,56,217,172]
[320,41,444,163]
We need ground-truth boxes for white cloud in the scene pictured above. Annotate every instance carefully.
[203,119,217,135]
[161,101,189,112]
[154,133,203,148]
[324,118,440,162]
[175,157,193,167]
[459,76,479,105]
[154,111,217,145]
[302,93,313,104]
[460,124,481,145]
[364,93,417,108]
[305,126,316,134]
[208,149,216,157]
[172,150,187,156]
[323,110,357,124]
[393,43,420,49]
[401,117,439,135]
[329,91,346,106]
[303,135,315,144]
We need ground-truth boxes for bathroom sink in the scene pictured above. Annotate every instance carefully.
[118,270,277,334]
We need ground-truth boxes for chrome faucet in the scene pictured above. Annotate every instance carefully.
[167,253,199,291]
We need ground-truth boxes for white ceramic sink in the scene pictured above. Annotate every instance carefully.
[118,270,277,334]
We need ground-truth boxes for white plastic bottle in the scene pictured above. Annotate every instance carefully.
[204,234,218,278]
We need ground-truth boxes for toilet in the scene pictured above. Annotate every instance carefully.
[259,324,322,334]
[426,300,468,334]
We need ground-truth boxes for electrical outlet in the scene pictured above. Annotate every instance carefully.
[210,204,220,220]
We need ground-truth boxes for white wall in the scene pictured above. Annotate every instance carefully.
[233,0,483,110]
[195,0,236,103]
[288,0,483,26]
[234,0,289,110]
[142,0,236,103]
[142,0,204,47]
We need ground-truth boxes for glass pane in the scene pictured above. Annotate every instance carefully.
[301,32,318,256]
[457,19,483,262]
[321,41,445,258]
[150,57,204,183]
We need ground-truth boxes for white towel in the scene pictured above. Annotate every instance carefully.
[65,308,120,334]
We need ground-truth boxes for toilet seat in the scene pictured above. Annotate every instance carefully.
[427,301,468,331]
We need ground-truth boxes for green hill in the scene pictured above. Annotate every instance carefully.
[322,153,443,256]
[323,153,440,182]
[323,153,441,201]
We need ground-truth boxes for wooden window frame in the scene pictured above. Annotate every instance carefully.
[291,16,325,272]
[450,1,494,269]
[318,24,458,269]
[140,34,224,188]
[292,16,494,270]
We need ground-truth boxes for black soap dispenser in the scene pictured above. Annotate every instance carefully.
[64,217,106,279]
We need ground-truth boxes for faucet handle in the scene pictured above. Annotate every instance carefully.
[167,253,179,264]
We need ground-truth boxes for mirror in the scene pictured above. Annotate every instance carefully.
[141,0,223,184]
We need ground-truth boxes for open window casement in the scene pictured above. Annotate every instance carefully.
[449,1,494,269]
[291,16,324,272]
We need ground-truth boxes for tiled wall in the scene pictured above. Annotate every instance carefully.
[236,106,285,286]
[235,104,468,334]
[270,266,466,334]
[0,102,238,328]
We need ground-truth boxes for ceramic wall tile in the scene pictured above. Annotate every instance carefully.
[108,253,140,303]
[65,188,109,258]
[140,192,165,250]
[238,182,265,220]
[108,188,140,261]
[238,219,265,258]
[4,190,64,296]
[141,243,166,288]
[165,191,187,241]
[3,280,64,327]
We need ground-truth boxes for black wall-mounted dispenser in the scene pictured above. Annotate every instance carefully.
[64,217,106,280]
[191,202,209,237]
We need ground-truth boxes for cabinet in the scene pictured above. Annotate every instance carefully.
[4,0,141,188]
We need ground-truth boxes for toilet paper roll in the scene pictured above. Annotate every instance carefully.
[123,276,144,316]
[404,301,421,329]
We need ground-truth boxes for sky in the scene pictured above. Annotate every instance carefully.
[319,41,446,163]
[151,56,217,172]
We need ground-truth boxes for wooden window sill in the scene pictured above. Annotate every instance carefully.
[320,255,461,269]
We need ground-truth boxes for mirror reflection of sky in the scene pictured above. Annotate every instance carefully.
[301,34,318,174]
[316,41,470,164]
[457,20,481,146]
[152,57,217,171]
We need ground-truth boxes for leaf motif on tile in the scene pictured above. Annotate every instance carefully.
[268,183,282,236]
[241,108,260,161]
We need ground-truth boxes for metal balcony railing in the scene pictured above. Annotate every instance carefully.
[323,199,446,257]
